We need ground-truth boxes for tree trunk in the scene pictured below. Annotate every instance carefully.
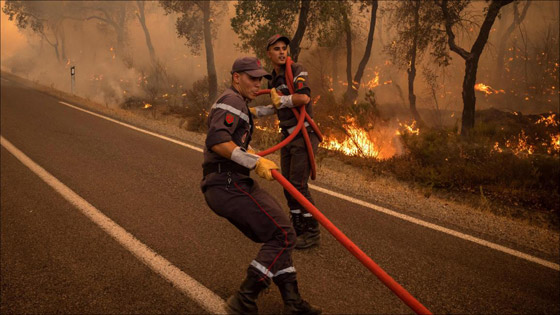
[408,47,423,125]
[461,57,479,136]
[343,10,353,101]
[136,0,156,66]
[290,0,311,62]
[116,3,130,65]
[344,0,378,106]
[202,1,218,103]
[408,1,423,125]
[442,0,512,136]
[41,31,61,63]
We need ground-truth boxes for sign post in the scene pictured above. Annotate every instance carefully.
[70,66,75,94]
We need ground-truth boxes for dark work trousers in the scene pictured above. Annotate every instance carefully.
[202,172,297,283]
[281,131,320,215]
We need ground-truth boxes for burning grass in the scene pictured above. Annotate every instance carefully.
[373,109,560,227]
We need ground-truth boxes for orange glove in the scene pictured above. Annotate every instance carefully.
[255,157,278,181]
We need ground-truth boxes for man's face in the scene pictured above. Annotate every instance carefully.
[267,41,288,66]
[234,72,262,100]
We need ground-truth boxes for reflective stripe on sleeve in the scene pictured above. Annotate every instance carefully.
[293,72,308,83]
[212,103,250,124]
[286,122,310,135]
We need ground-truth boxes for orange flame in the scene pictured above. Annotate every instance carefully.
[396,120,420,136]
[475,83,505,95]
[320,119,381,158]
[505,130,535,156]
[143,103,152,109]
[364,72,380,89]
[535,113,558,127]
[550,134,560,154]
[320,117,415,159]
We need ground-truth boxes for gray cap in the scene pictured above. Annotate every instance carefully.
[266,34,290,49]
[231,56,271,79]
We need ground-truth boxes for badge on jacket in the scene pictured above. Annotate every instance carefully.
[225,113,235,126]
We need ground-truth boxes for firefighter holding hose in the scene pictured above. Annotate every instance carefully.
[201,56,321,314]
[250,35,321,250]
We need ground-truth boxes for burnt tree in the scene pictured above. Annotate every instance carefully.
[343,0,378,106]
[441,0,513,136]
[136,0,156,66]
[161,0,226,104]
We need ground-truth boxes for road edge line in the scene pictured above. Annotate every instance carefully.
[1,135,226,313]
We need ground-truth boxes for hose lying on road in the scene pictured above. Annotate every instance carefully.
[255,57,431,315]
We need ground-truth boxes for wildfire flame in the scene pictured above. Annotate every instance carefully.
[321,119,381,158]
[550,134,560,154]
[143,103,152,109]
[320,118,419,159]
[475,83,505,95]
[254,120,280,133]
[493,142,503,153]
[505,130,535,156]
[396,120,420,136]
[535,113,558,127]
[364,72,380,89]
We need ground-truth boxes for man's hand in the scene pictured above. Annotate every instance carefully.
[271,88,293,109]
[255,157,278,181]
[270,88,282,109]
[249,107,257,118]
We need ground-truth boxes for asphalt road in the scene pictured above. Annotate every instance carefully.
[1,76,559,314]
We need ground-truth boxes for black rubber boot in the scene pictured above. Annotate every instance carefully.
[295,216,320,249]
[276,280,322,315]
[225,276,271,314]
[291,211,305,236]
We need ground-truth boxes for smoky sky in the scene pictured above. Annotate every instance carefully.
[1,1,558,114]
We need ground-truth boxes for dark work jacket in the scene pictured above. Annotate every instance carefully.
[268,62,312,130]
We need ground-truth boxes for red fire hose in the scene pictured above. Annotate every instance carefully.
[255,57,432,314]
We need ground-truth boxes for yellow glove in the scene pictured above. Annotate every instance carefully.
[255,157,278,181]
[270,88,282,109]
[249,107,257,118]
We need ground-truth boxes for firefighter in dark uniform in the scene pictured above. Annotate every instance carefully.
[249,35,321,250]
[201,56,321,315]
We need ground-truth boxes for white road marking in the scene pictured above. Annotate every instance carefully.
[58,101,203,153]
[0,136,226,314]
[56,100,560,271]
[309,184,559,271]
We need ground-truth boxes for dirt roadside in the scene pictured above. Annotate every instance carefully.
[2,71,558,260]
